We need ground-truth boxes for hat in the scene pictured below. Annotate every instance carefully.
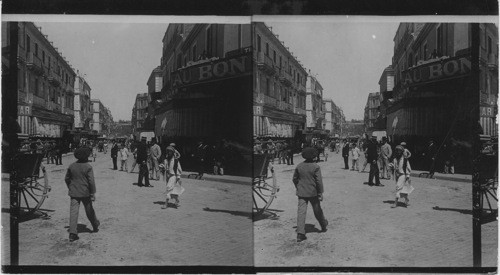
[301,147,318,160]
[395,145,404,152]
[74,147,90,161]
[169,143,176,147]
[400,142,407,146]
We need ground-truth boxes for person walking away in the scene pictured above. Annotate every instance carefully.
[351,143,361,171]
[425,140,438,178]
[64,148,100,242]
[162,147,184,209]
[292,147,328,242]
[111,140,118,170]
[380,137,393,180]
[342,140,350,169]
[150,138,162,180]
[389,145,414,208]
[287,142,295,165]
[136,137,152,187]
[119,144,129,172]
[367,136,382,186]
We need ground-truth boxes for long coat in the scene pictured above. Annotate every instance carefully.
[65,161,96,198]
[292,161,324,198]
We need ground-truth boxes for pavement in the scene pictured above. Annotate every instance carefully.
[1,151,253,266]
[254,151,498,267]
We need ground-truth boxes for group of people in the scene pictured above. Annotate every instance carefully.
[254,139,295,165]
[23,139,67,165]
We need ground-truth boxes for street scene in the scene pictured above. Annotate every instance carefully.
[2,21,254,266]
[252,20,498,267]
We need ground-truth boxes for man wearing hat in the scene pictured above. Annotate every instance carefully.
[380,137,393,180]
[292,147,328,242]
[64,147,100,242]
[110,139,119,170]
[136,137,152,187]
[341,139,350,169]
[367,136,382,186]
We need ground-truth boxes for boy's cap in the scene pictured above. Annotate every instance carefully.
[74,147,90,161]
[301,147,318,160]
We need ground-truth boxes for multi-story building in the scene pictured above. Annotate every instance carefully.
[157,23,253,175]
[331,102,345,137]
[322,98,334,134]
[110,120,132,139]
[364,92,381,132]
[387,23,498,173]
[305,74,324,129]
[144,66,163,132]
[131,92,149,136]
[253,22,307,139]
[3,22,76,137]
[73,72,92,130]
[375,66,395,132]
[91,99,113,136]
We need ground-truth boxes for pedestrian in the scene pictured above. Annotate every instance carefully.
[110,140,118,170]
[425,139,438,178]
[342,140,350,169]
[103,141,108,154]
[292,147,328,242]
[351,143,361,171]
[367,136,382,186]
[129,143,138,173]
[287,142,294,165]
[360,141,369,172]
[92,145,98,162]
[136,137,152,187]
[55,140,63,165]
[389,145,414,208]
[267,139,276,164]
[380,137,393,180]
[253,140,263,154]
[162,147,184,209]
[193,141,208,179]
[119,144,129,172]
[64,147,100,242]
[150,138,162,180]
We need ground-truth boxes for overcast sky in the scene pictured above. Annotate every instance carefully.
[35,22,168,121]
[265,20,399,120]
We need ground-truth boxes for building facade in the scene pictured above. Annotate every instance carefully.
[3,22,76,137]
[91,99,113,136]
[73,73,92,130]
[322,98,334,133]
[387,23,498,173]
[131,92,149,136]
[155,23,253,176]
[305,75,324,130]
[364,92,381,132]
[253,22,307,139]
[144,66,164,132]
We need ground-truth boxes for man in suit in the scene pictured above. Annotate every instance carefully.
[342,140,350,169]
[367,136,382,186]
[380,137,393,179]
[136,137,152,187]
[150,138,162,180]
[110,140,118,170]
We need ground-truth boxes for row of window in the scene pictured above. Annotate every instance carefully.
[260,74,306,109]
[256,33,306,86]
[22,70,75,110]
[24,32,74,86]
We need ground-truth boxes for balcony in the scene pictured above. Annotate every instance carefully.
[47,69,61,87]
[263,94,277,106]
[279,70,292,86]
[277,101,293,112]
[26,52,44,75]
[32,95,46,107]
[487,53,498,70]
[256,52,276,76]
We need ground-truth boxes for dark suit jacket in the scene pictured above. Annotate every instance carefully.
[292,161,324,197]
[342,144,350,157]
[136,142,148,163]
[65,161,96,198]
[111,144,118,158]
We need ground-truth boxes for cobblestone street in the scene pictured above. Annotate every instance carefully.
[2,151,253,266]
[254,152,498,267]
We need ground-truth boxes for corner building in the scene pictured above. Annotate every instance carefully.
[253,22,307,139]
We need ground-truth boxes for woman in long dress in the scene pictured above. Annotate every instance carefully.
[389,145,414,208]
[162,147,183,209]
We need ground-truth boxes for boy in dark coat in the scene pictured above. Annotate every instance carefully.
[65,148,100,242]
[292,147,328,242]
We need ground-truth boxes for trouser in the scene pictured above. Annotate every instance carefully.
[120,160,128,172]
[279,151,286,164]
[343,156,349,169]
[351,159,359,170]
[151,157,160,179]
[429,158,436,176]
[296,196,327,235]
[69,197,99,235]
[287,151,294,165]
[112,157,117,169]
[368,161,381,185]
[56,153,62,165]
[381,157,391,179]
[361,156,368,171]
[138,162,150,186]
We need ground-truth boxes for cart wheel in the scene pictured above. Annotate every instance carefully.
[253,165,278,216]
[18,169,50,217]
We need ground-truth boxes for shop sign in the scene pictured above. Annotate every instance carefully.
[480,106,496,117]
[171,54,251,88]
[402,56,471,87]
[18,105,32,116]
